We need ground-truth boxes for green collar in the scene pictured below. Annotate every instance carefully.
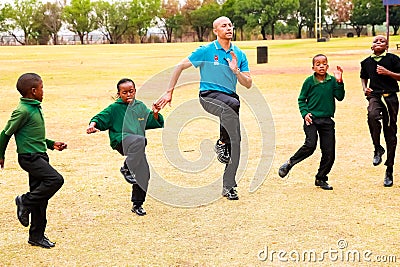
[312,73,331,84]
[371,51,386,61]
[20,97,41,106]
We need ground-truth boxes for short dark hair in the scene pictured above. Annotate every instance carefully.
[16,73,42,96]
[117,78,135,92]
[312,54,327,65]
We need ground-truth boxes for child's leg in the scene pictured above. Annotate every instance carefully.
[367,96,385,149]
[315,118,335,180]
[122,135,150,206]
[17,153,64,241]
[382,94,399,167]
[29,201,48,241]
[289,122,318,166]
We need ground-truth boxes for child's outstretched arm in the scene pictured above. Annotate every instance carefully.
[86,122,100,134]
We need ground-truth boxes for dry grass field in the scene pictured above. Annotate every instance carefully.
[1,36,400,266]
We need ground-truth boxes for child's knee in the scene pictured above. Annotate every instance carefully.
[54,173,64,189]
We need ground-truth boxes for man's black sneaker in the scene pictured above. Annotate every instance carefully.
[384,171,393,187]
[15,195,30,227]
[222,187,239,200]
[43,235,56,247]
[315,180,333,190]
[214,140,231,164]
[278,160,292,178]
[373,146,385,166]
[132,205,147,216]
[28,237,54,249]
[120,167,137,184]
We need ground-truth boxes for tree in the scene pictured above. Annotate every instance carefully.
[7,0,43,45]
[349,0,370,37]
[127,0,161,43]
[41,2,63,45]
[236,0,299,40]
[389,6,400,35]
[93,0,132,44]
[189,1,221,42]
[0,3,10,33]
[63,0,96,44]
[323,0,352,38]
[291,0,321,38]
[220,0,247,40]
[157,0,184,43]
[354,0,385,36]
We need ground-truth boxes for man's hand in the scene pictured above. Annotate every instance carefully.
[155,91,173,109]
[225,51,239,74]
[54,142,67,151]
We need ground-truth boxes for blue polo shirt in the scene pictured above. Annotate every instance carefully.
[188,40,250,95]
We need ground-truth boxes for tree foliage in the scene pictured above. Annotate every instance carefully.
[93,0,132,44]
[158,0,184,43]
[189,0,221,42]
[127,0,161,43]
[0,0,398,45]
[63,0,96,44]
[6,0,43,45]
[40,2,63,45]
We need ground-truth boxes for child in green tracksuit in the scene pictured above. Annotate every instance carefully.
[0,73,67,248]
[87,78,163,216]
[278,54,345,190]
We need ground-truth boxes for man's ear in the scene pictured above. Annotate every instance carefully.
[213,28,217,35]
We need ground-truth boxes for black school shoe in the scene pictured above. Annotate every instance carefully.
[278,160,292,178]
[384,171,393,187]
[28,236,55,249]
[315,180,333,190]
[132,205,147,216]
[120,167,137,184]
[15,195,30,227]
[373,146,385,166]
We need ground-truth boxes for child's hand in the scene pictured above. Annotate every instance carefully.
[364,87,373,96]
[152,103,160,120]
[54,142,67,151]
[86,122,99,134]
[376,65,389,75]
[304,113,313,126]
[152,102,161,114]
[333,66,343,82]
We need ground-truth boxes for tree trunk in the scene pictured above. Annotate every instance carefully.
[297,24,302,39]
[261,26,266,40]
[372,25,376,36]
[271,23,275,40]
[392,25,399,35]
